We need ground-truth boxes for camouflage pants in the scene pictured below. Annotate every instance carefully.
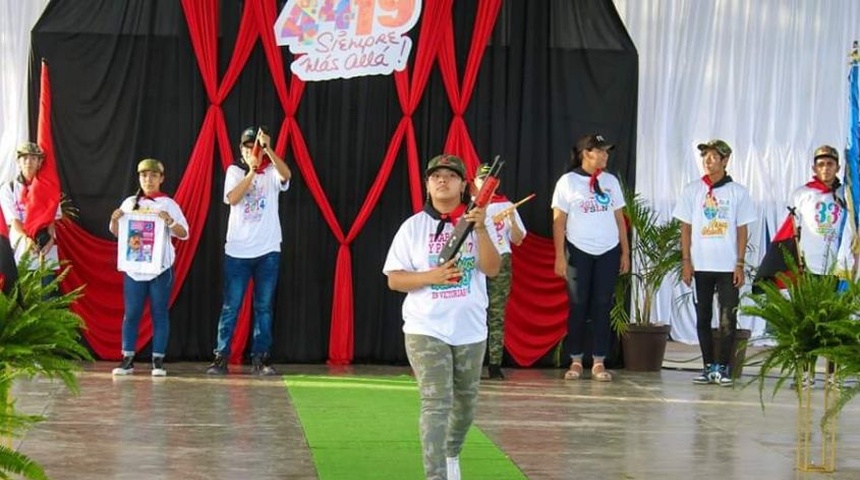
[405,334,485,480]
[486,253,512,365]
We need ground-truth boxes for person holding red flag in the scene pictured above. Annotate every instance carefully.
[206,127,292,376]
[673,139,756,387]
[473,164,527,380]
[0,142,62,282]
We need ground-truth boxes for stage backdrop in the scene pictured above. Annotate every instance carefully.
[28,0,637,365]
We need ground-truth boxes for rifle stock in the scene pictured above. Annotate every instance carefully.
[436,156,505,265]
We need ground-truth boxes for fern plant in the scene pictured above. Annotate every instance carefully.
[0,257,92,479]
[610,185,683,334]
[740,253,860,422]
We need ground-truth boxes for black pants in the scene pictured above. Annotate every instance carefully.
[694,271,738,366]
[565,242,620,359]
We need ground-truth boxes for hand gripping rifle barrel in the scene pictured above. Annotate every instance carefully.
[436,156,505,265]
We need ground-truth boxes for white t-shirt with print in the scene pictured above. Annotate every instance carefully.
[223,165,290,258]
[790,184,849,275]
[382,211,494,346]
[115,195,189,282]
[551,171,624,255]
[673,179,756,273]
[0,180,62,270]
[484,201,527,255]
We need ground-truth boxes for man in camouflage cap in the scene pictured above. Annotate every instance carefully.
[673,138,756,387]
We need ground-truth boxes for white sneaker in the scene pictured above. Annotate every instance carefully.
[111,356,134,376]
[151,357,167,377]
[446,456,460,480]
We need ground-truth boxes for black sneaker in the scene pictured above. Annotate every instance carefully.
[488,364,505,380]
[206,354,228,375]
[692,364,713,385]
[112,355,135,376]
[151,357,167,377]
[252,354,277,376]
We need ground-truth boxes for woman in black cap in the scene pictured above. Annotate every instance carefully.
[551,134,629,382]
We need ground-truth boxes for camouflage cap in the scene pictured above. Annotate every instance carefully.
[697,139,732,157]
[137,158,164,174]
[475,163,492,179]
[813,144,839,162]
[240,127,256,146]
[16,142,44,158]
[426,154,466,179]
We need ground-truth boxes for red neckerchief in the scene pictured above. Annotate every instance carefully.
[142,191,168,201]
[806,177,845,208]
[805,177,839,193]
[254,159,272,174]
[489,193,509,203]
[573,168,603,195]
[423,202,467,241]
[701,174,733,197]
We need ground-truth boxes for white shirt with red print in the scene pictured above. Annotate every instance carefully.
[551,171,624,255]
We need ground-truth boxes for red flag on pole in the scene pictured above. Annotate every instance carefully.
[24,60,61,244]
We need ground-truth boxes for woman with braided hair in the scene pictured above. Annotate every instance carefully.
[109,158,188,377]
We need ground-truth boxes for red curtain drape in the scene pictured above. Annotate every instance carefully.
[436,0,502,174]
[50,0,568,366]
[505,235,568,366]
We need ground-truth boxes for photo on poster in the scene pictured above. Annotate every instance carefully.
[117,213,166,275]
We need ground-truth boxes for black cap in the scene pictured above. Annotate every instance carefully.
[575,134,614,153]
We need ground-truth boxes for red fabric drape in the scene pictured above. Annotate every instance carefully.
[436,0,502,174]
[26,61,61,239]
[504,235,568,366]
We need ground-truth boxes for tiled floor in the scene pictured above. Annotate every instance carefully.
[9,345,860,479]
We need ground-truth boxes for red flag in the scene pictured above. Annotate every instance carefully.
[24,60,61,242]
[754,213,800,289]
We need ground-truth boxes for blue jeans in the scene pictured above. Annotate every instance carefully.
[214,252,280,357]
[122,268,173,356]
[565,242,621,359]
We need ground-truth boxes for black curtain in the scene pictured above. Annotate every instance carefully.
[29,0,637,364]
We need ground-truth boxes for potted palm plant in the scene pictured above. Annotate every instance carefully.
[0,258,92,479]
[740,257,860,472]
[610,186,682,371]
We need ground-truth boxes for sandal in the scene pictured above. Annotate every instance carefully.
[564,362,583,380]
[592,363,612,382]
